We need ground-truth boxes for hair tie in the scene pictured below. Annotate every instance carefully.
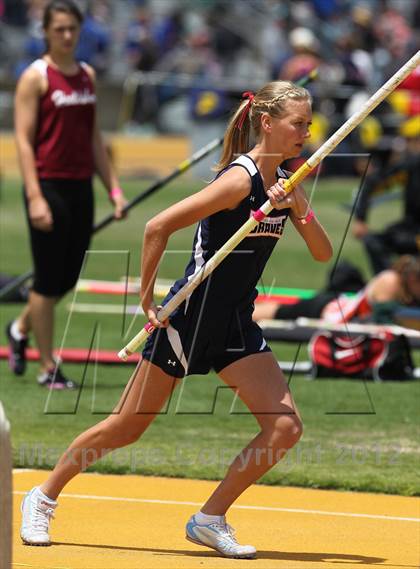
[237,91,255,130]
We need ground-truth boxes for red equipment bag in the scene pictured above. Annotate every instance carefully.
[308,330,414,381]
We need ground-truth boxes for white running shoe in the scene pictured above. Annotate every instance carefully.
[20,487,57,546]
[185,514,256,559]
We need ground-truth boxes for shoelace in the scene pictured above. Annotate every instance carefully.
[32,505,55,533]
[209,522,238,544]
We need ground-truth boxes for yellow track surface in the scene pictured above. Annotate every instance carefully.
[12,470,420,569]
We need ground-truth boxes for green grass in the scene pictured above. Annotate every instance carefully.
[0,174,419,496]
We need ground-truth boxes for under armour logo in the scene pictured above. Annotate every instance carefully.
[250,196,255,202]
[167,359,176,366]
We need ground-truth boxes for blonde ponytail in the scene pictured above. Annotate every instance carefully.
[214,81,312,172]
[216,98,253,172]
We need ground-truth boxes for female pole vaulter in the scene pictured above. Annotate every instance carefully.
[21,80,332,558]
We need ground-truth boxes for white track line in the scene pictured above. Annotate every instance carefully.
[12,491,419,523]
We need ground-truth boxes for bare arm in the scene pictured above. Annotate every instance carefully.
[141,167,251,327]
[290,209,333,263]
[267,180,333,262]
[368,270,401,303]
[14,67,53,231]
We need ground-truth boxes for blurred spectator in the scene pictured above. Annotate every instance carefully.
[76,0,111,76]
[125,4,158,72]
[261,13,288,77]
[352,124,420,275]
[374,1,413,59]
[153,7,183,57]
[310,0,339,20]
[159,25,224,109]
[350,4,376,54]
[206,2,244,66]
[14,0,46,78]
[14,0,111,77]
[332,33,368,116]
[1,0,27,26]
[277,27,321,82]
[125,4,162,126]
[336,26,374,87]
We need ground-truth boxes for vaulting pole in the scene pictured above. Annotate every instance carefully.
[119,51,420,360]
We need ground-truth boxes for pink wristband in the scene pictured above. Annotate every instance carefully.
[110,187,123,199]
[297,209,315,225]
[144,322,155,334]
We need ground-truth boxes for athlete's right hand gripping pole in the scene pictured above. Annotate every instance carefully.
[118,50,420,361]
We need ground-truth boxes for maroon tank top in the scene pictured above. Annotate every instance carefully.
[32,59,96,179]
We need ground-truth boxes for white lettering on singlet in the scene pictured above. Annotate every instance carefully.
[51,89,96,107]
[249,211,287,239]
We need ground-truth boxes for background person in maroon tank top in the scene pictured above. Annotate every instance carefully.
[6,0,127,389]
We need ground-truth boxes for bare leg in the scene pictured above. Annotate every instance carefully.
[40,361,179,500]
[17,291,57,371]
[16,304,32,336]
[252,301,279,322]
[201,352,302,515]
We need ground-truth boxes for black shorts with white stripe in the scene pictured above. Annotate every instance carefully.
[141,303,271,378]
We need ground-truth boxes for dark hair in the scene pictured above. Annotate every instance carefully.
[393,255,420,304]
[43,0,84,30]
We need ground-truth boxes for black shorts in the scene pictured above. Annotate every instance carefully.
[142,302,271,378]
[275,292,336,320]
[24,179,94,297]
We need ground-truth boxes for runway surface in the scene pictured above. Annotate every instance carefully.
[12,470,420,569]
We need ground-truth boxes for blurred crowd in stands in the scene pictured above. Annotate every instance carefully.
[0,0,419,274]
[0,1,419,151]
[1,2,418,83]
[1,1,419,80]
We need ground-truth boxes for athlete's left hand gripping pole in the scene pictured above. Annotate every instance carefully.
[118,50,420,360]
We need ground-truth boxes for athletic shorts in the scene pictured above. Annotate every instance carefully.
[24,178,93,297]
[142,301,271,378]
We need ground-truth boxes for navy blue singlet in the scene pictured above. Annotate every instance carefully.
[142,154,291,378]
